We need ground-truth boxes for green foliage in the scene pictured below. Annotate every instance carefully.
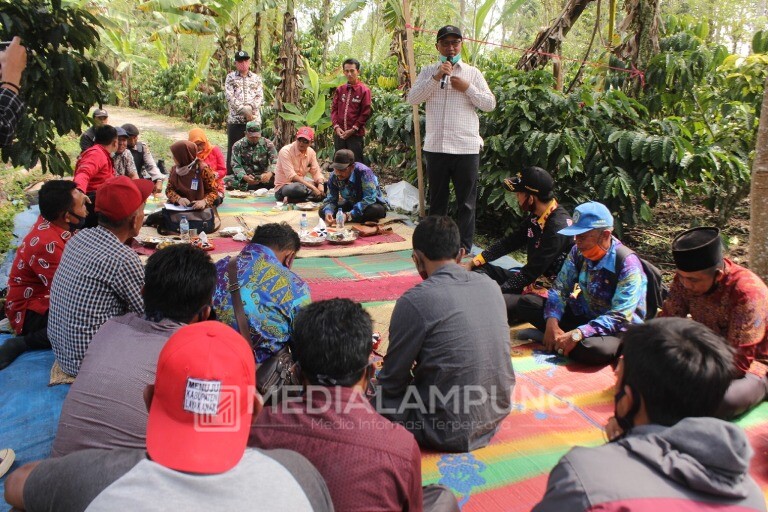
[0,0,110,176]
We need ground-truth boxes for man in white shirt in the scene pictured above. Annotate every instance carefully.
[407,25,496,252]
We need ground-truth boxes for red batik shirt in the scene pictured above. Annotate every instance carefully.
[331,81,372,137]
[660,258,768,376]
[5,217,72,334]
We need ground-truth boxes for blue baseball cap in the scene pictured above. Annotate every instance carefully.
[558,201,613,235]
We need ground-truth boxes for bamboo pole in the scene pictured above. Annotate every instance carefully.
[402,0,426,217]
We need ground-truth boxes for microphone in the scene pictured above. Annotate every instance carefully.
[440,62,452,89]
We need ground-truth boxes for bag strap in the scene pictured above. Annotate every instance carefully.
[227,255,253,348]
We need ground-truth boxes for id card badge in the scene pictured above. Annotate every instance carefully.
[190,179,200,191]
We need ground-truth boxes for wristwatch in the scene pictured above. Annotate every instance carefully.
[571,329,584,343]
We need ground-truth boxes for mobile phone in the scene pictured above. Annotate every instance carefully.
[0,41,11,50]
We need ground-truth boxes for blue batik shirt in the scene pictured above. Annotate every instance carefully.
[544,238,647,337]
[213,244,311,363]
[321,162,387,221]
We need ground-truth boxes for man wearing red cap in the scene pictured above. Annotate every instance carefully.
[5,322,334,511]
[273,126,325,203]
[47,176,153,377]
[660,227,768,418]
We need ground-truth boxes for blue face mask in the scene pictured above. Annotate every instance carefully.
[439,55,461,65]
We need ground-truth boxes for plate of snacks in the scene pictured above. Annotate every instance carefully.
[140,237,165,248]
[219,227,243,237]
[192,238,215,251]
[327,230,358,245]
[228,190,250,198]
[296,202,321,211]
[300,235,326,247]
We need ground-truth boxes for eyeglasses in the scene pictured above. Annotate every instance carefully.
[439,39,462,48]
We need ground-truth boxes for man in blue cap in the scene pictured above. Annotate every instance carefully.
[518,201,647,365]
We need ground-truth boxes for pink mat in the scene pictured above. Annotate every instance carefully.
[132,232,406,257]
[308,274,421,302]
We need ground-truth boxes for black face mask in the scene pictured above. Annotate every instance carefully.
[612,380,641,441]
[67,211,87,231]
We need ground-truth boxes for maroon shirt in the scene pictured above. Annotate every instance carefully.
[331,81,372,137]
[249,386,423,512]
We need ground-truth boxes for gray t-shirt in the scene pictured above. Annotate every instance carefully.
[53,313,183,457]
[23,448,334,512]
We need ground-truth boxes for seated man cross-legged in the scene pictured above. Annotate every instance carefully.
[225,121,277,191]
[465,166,572,324]
[375,215,515,452]
[518,201,647,366]
[320,149,387,225]
[48,176,153,376]
[533,318,766,510]
[52,244,217,456]
[273,126,325,203]
[250,298,459,512]
[1,181,89,369]
[660,226,768,418]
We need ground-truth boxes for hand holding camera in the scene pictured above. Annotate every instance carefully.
[0,37,27,94]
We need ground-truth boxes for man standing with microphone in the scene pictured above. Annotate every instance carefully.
[408,25,496,252]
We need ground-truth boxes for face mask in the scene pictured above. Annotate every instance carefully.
[612,381,641,440]
[67,211,86,231]
[439,55,461,65]
[110,151,116,158]
[581,239,608,261]
[521,194,536,213]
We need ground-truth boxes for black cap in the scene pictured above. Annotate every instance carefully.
[121,123,139,136]
[503,166,554,199]
[330,149,355,170]
[92,108,108,118]
[672,227,723,272]
[436,25,462,41]
[234,50,250,61]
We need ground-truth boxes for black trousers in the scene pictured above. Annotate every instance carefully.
[318,202,387,223]
[333,134,364,164]
[473,264,535,324]
[20,310,51,350]
[517,297,622,366]
[226,123,246,174]
[424,151,479,252]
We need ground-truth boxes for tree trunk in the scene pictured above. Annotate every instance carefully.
[749,76,768,280]
[253,12,263,73]
[273,5,303,148]
[613,0,661,91]
[389,29,410,89]
[319,0,331,73]
[516,0,596,70]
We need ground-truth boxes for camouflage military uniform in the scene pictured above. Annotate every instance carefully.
[225,136,278,191]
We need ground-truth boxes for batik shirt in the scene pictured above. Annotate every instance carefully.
[226,137,278,191]
[5,217,72,334]
[320,163,386,222]
[225,71,264,125]
[545,239,647,337]
[660,259,768,376]
[113,150,137,178]
[212,244,311,363]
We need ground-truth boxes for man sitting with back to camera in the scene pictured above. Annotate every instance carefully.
[518,201,647,366]
[533,317,766,511]
[250,298,460,512]
[464,166,572,325]
[212,222,310,366]
[376,216,515,452]
[52,244,217,456]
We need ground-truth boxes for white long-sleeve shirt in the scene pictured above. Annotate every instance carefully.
[407,60,495,154]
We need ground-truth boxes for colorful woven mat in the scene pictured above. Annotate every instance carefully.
[418,342,768,510]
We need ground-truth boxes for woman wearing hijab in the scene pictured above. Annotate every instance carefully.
[165,140,219,210]
[189,128,226,202]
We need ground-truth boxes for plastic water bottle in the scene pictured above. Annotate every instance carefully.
[335,208,345,230]
[180,215,190,242]
[299,213,308,235]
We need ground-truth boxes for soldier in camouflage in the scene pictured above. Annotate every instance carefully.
[225,120,277,191]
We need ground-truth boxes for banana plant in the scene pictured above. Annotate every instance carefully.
[278,59,345,133]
